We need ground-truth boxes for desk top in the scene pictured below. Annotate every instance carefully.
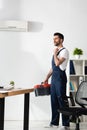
[0,88,34,98]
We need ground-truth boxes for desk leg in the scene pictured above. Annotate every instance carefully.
[0,98,5,130]
[23,93,30,130]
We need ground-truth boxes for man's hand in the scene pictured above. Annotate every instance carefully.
[43,79,48,84]
[53,47,59,56]
[53,48,65,66]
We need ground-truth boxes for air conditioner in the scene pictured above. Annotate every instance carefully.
[0,20,28,32]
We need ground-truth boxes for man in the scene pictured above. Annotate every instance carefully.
[44,32,70,130]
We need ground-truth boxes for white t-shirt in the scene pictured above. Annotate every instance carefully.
[57,47,69,71]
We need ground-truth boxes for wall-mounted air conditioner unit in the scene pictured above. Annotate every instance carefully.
[0,20,29,32]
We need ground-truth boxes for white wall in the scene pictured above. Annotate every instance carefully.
[0,0,87,121]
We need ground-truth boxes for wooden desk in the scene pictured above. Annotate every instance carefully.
[0,88,34,130]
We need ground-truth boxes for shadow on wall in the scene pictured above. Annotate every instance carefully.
[30,94,51,120]
[18,51,51,120]
[18,51,44,86]
[28,21,43,32]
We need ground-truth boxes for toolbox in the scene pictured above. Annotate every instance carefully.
[34,83,51,96]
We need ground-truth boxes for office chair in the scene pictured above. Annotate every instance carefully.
[58,81,87,130]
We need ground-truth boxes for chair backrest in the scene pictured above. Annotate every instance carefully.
[75,81,87,107]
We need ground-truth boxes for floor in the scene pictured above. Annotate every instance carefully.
[4,120,87,130]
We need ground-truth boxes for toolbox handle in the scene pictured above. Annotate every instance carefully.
[40,82,44,88]
[41,82,44,84]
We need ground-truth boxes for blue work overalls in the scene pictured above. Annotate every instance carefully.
[50,48,69,126]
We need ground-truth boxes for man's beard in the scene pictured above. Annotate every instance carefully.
[54,42,60,46]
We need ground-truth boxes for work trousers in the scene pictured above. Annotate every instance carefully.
[50,71,69,126]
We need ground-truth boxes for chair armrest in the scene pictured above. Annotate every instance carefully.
[65,96,75,106]
[81,98,87,101]
[61,96,73,99]
[66,96,73,99]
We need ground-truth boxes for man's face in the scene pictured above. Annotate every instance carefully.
[53,35,62,46]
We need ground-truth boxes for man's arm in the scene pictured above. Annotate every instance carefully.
[44,68,53,83]
[54,55,65,66]
[54,48,65,66]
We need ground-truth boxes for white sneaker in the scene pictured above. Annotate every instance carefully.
[58,126,70,130]
[44,124,59,128]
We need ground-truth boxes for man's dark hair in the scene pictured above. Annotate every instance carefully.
[54,32,64,41]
